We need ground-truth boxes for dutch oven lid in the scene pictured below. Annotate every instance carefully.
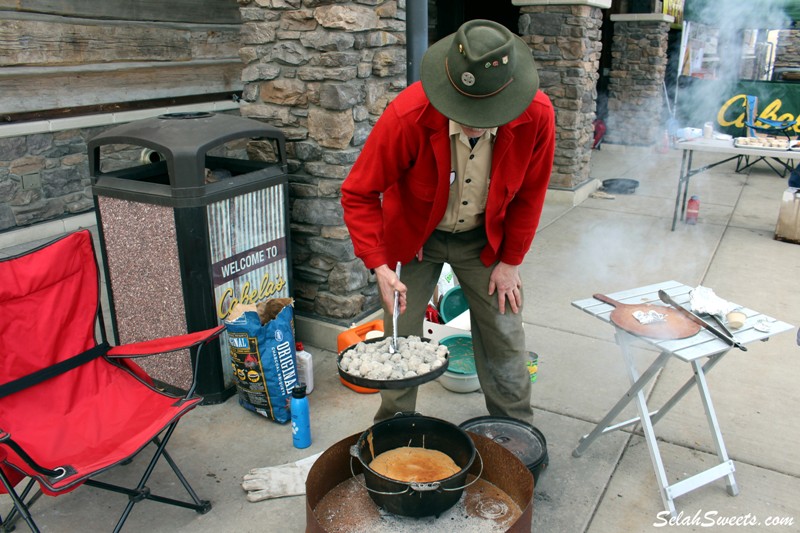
[601,178,639,194]
[459,416,546,468]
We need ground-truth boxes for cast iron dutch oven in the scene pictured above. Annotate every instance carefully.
[350,412,481,517]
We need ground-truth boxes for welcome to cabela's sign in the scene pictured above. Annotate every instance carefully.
[679,78,800,135]
[206,185,291,321]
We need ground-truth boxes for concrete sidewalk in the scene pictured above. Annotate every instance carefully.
[1,145,798,532]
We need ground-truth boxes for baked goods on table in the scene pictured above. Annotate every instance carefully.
[734,136,789,149]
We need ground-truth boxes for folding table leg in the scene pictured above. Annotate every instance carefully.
[650,353,725,426]
[573,347,672,457]
[691,359,739,497]
[736,154,748,173]
[616,333,677,517]
[672,149,691,231]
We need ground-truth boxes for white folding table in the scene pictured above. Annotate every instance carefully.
[671,138,800,231]
[571,280,794,516]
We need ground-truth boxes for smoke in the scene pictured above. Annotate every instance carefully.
[675,0,793,128]
[694,0,791,39]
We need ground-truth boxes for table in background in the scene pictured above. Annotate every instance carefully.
[671,138,800,230]
[571,280,794,516]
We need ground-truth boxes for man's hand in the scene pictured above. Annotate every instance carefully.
[488,262,522,314]
[374,264,407,314]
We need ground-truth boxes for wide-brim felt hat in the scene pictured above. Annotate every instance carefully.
[420,19,539,129]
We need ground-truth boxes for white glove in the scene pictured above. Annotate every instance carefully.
[241,452,322,502]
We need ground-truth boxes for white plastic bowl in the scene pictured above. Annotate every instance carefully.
[438,370,480,393]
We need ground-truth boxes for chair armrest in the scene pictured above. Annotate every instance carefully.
[107,325,225,358]
[755,118,796,129]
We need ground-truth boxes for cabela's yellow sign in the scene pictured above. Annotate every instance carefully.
[717,94,800,133]
[216,272,287,320]
[678,79,800,136]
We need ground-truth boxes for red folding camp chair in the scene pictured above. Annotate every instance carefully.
[0,229,225,532]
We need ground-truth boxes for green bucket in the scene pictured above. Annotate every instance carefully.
[439,286,469,323]
[439,334,476,374]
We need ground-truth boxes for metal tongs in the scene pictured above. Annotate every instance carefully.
[389,261,402,354]
[657,290,747,351]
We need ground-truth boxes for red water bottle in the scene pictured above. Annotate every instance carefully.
[686,196,700,225]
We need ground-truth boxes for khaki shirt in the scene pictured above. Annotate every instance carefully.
[436,121,497,232]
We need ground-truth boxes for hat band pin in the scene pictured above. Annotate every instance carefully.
[445,57,514,99]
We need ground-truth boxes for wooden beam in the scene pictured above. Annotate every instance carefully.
[0,60,245,114]
[7,0,241,24]
[1,92,241,123]
[0,18,240,66]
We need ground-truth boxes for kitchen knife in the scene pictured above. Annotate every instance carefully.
[657,290,747,351]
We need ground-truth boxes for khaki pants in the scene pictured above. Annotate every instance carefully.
[375,227,533,424]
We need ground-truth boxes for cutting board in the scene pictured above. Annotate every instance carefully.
[593,294,701,340]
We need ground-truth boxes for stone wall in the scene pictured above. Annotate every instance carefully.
[605,18,670,146]
[237,0,407,323]
[519,4,603,190]
[0,131,95,231]
[775,29,800,77]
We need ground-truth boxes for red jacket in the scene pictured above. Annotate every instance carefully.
[341,82,555,270]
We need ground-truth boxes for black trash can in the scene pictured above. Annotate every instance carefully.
[89,112,292,404]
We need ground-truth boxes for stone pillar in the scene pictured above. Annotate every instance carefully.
[605,13,673,146]
[517,0,609,190]
[237,1,407,325]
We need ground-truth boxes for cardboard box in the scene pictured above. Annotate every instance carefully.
[423,320,469,343]
[775,188,800,244]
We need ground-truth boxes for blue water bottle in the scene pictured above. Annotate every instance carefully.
[291,383,311,449]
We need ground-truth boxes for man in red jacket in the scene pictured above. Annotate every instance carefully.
[341,19,556,423]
